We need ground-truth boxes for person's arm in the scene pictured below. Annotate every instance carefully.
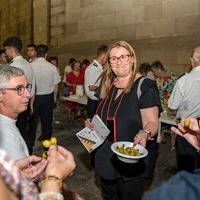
[134,106,159,147]
[38,145,76,199]
[89,70,101,91]
[53,83,59,103]
[62,67,67,83]
[65,72,70,83]
[65,72,76,88]
[89,85,98,91]
[85,118,94,129]
[85,67,100,92]
[65,82,76,88]
[168,79,182,110]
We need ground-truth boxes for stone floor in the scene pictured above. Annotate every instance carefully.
[33,100,177,200]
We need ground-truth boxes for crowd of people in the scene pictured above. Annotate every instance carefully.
[0,36,200,200]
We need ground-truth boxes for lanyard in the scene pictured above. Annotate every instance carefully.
[96,83,125,125]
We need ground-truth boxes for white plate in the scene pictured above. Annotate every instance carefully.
[111,141,148,163]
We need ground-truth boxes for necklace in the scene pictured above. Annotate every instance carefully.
[96,84,125,143]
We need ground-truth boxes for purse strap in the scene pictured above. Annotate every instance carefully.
[137,76,146,99]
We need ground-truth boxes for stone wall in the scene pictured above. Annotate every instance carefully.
[0,0,32,57]
[1,0,200,75]
[49,0,200,75]
[33,0,49,45]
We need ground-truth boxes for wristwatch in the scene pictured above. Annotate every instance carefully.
[140,129,152,140]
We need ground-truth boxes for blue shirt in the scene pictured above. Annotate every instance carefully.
[147,169,200,200]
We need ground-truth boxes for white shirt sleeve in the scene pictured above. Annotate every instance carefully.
[168,80,183,110]
[84,66,99,100]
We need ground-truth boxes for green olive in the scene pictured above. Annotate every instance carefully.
[184,120,190,128]
[42,140,51,148]
[115,144,143,156]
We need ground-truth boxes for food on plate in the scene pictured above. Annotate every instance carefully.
[111,142,148,163]
[115,144,143,156]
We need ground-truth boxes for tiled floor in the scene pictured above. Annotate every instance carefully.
[33,100,177,200]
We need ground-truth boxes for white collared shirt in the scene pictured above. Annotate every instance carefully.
[168,66,200,118]
[0,114,29,160]
[84,60,103,100]
[11,55,36,98]
[30,58,61,95]
[62,65,72,82]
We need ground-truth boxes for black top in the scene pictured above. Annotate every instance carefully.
[94,77,161,181]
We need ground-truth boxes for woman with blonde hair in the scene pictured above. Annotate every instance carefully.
[85,41,161,200]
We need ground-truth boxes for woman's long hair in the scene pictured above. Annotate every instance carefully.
[98,41,137,99]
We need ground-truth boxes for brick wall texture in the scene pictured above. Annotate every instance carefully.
[1,0,200,75]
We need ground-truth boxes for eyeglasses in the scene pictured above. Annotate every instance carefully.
[109,54,132,64]
[2,84,32,96]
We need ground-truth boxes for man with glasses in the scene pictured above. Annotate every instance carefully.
[2,36,35,142]
[0,66,31,160]
[84,45,108,118]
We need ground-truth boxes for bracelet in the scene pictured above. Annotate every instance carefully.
[38,175,62,190]
[39,192,64,200]
[140,129,154,141]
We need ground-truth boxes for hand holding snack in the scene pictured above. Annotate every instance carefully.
[184,120,190,128]
[171,118,200,150]
[42,137,58,158]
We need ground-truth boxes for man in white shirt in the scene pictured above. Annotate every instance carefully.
[0,67,49,182]
[0,66,30,160]
[84,45,108,117]
[2,36,35,142]
[168,46,200,172]
[28,44,60,154]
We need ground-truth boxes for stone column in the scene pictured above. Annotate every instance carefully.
[33,0,49,44]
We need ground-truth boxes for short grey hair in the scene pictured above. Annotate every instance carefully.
[0,66,24,90]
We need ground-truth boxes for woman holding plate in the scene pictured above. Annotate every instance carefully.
[85,41,161,200]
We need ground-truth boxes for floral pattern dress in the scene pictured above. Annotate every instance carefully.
[156,70,177,110]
